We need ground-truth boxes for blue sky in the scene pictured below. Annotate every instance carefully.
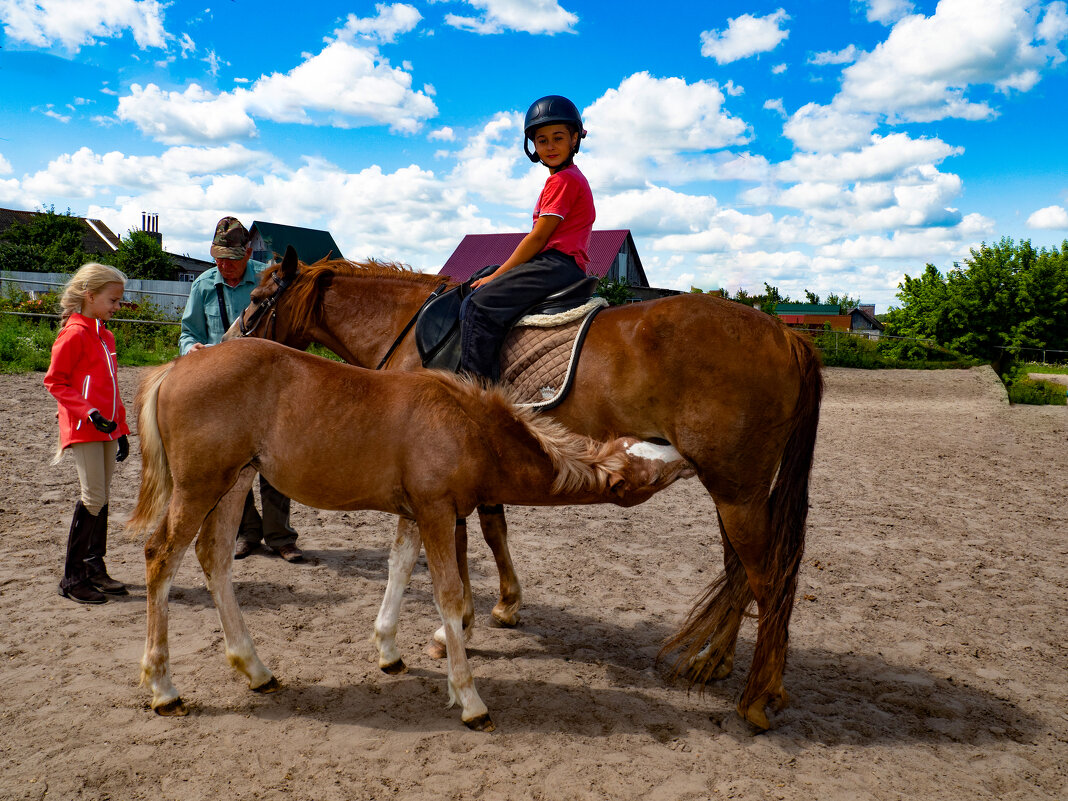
[2,0,1067,311]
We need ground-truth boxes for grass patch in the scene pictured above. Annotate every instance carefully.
[1022,361,1068,375]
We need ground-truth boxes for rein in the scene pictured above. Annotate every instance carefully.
[236,273,292,338]
[376,281,448,370]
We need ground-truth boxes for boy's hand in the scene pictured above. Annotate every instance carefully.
[89,411,118,434]
[116,435,129,463]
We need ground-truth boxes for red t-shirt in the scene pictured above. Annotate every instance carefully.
[533,164,596,269]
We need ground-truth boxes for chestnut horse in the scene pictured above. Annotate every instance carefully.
[227,248,824,729]
[127,339,692,730]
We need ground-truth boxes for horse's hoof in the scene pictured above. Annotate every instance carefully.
[154,698,189,717]
[424,641,447,660]
[490,608,520,628]
[463,713,495,732]
[252,676,281,694]
[739,701,771,731]
[381,659,407,675]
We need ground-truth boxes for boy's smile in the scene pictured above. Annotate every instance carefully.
[533,124,579,171]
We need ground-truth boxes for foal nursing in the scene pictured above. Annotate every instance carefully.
[128,339,692,730]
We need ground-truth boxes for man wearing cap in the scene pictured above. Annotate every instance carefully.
[179,216,303,563]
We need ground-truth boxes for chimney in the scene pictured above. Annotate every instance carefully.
[141,212,163,248]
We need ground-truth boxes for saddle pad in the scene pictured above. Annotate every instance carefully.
[500,300,606,410]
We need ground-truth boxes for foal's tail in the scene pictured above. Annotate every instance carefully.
[126,361,176,537]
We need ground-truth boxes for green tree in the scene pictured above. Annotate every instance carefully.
[114,230,175,281]
[596,276,633,306]
[0,206,96,273]
[886,238,1068,361]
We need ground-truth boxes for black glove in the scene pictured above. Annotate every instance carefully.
[116,435,129,463]
[89,411,118,434]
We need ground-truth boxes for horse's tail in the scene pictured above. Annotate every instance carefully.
[126,362,175,537]
[660,329,823,704]
[740,331,824,704]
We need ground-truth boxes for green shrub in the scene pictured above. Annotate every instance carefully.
[1000,363,1068,405]
[812,330,982,369]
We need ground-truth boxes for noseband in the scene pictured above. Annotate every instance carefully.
[236,272,293,338]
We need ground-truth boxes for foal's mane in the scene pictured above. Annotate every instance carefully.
[432,372,625,495]
[263,257,456,339]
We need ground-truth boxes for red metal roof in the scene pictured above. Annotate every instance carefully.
[439,229,632,282]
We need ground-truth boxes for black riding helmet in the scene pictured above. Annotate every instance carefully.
[523,95,587,163]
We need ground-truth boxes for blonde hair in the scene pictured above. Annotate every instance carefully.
[59,262,127,323]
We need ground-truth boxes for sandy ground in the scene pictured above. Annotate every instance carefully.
[1,364,1066,801]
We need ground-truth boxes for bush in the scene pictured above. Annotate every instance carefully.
[1000,364,1068,405]
[812,330,982,369]
[0,313,179,373]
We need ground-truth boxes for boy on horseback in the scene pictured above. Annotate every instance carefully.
[460,95,596,381]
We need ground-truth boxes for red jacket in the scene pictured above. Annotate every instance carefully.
[44,313,130,448]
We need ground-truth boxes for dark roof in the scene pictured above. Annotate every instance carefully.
[249,221,344,263]
[0,207,121,254]
[440,229,636,282]
[847,305,885,330]
[774,303,842,316]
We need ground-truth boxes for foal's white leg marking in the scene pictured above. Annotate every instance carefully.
[625,441,684,463]
[418,513,491,729]
[373,518,421,670]
[142,569,183,710]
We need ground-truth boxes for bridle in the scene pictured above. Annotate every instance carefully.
[235,272,293,339]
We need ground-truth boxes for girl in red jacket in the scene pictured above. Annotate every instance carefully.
[44,263,131,604]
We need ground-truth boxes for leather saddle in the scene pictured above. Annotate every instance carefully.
[415,275,600,372]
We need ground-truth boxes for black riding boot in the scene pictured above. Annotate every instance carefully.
[59,502,107,605]
[85,504,127,595]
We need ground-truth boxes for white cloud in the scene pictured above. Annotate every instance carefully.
[580,72,752,189]
[117,83,257,144]
[776,132,961,183]
[809,44,859,65]
[1026,205,1068,228]
[764,98,786,117]
[772,63,788,74]
[0,0,168,51]
[700,9,789,64]
[445,0,577,35]
[116,40,438,143]
[334,3,422,44]
[0,153,11,175]
[783,102,876,152]
[864,0,916,25]
[839,0,1068,123]
[428,127,455,142]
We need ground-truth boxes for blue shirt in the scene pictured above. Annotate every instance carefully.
[179,259,270,354]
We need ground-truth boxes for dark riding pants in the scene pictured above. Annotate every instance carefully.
[239,475,298,549]
[460,249,586,380]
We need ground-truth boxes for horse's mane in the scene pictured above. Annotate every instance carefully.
[262,257,456,339]
[428,371,624,495]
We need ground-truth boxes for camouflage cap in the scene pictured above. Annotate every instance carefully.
[210,216,250,260]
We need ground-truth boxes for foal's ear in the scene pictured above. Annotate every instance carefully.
[607,472,627,498]
[280,245,299,279]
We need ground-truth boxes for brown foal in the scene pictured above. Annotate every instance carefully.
[127,339,691,730]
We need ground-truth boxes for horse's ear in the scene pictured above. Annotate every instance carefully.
[607,472,627,498]
[281,246,299,278]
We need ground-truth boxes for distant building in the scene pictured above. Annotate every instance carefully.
[440,229,680,302]
[774,302,884,338]
[249,221,344,265]
[0,206,121,256]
